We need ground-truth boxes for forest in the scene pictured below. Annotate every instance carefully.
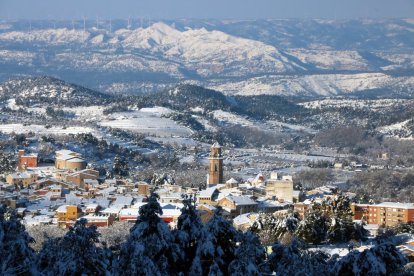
[0,194,412,275]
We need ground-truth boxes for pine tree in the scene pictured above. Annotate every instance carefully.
[113,155,129,177]
[116,193,180,276]
[328,195,368,243]
[228,231,266,275]
[333,242,407,275]
[190,207,239,275]
[266,238,333,275]
[0,206,37,275]
[37,218,111,275]
[295,203,329,244]
[251,211,299,246]
[173,195,203,274]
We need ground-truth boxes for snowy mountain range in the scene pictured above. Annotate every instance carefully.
[0,19,413,97]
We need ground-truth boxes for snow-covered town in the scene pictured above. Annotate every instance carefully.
[1,1,414,274]
[1,141,414,274]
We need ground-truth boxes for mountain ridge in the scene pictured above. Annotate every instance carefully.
[0,19,414,97]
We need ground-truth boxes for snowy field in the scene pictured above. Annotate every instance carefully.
[61,106,105,121]
[211,110,253,126]
[99,108,193,137]
[0,124,97,136]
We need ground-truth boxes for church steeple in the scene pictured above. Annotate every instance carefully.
[208,142,223,186]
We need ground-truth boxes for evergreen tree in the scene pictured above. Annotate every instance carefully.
[328,195,368,243]
[190,207,239,275]
[113,155,129,177]
[37,218,110,275]
[0,206,37,275]
[295,203,329,244]
[251,211,299,246]
[173,195,203,274]
[228,231,266,275]
[333,242,407,275]
[116,193,180,276]
[266,238,333,275]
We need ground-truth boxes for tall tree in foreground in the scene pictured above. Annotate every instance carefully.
[328,195,368,243]
[190,207,239,275]
[251,210,299,246]
[173,195,203,274]
[37,218,110,275]
[228,231,267,275]
[265,238,334,275]
[0,206,37,275]
[295,202,330,244]
[116,193,180,275]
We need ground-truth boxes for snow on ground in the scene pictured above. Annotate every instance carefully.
[266,152,335,163]
[266,120,317,134]
[99,110,192,137]
[6,99,19,110]
[309,244,356,257]
[211,110,253,126]
[287,49,370,71]
[0,123,97,136]
[209,73,414,97]
[138,106,174,116]
[179,155,195,164]
[300,98,409,110]
[377,119,413,139]
[61,106,104,121]
[148,137,199,146]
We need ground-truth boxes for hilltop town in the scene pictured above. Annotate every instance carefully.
[1,140,413,245]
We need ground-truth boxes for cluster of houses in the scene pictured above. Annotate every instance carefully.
[1,144,414,235]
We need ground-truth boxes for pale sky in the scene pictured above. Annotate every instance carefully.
[0,0,413,20]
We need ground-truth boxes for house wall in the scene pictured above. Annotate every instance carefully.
[266,179,293,202]
[19,156,38,170]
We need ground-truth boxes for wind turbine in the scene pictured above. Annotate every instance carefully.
[127,16,131,30]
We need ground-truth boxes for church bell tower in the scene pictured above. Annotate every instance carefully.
[208,142,224,185]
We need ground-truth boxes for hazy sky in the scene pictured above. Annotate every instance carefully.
[0,0,413,20]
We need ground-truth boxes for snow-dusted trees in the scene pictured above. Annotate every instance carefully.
[0,206,37,275]
[26,224,66,252]
[251,211,299,246]
[99,220,132,252]
[173,195,203,273]
[190,207,239,275]
[116,193,180,275]
[328,195,368,243]
[37,218,111,275]
[265,238,334,275]
[333,242,407,275]
[228,231,266,275]
[113,155,129,177]
[296,202,330,244]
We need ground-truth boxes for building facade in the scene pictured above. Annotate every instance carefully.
[18,150,38,170]
[265,174,294,202]
[353,202,414,226]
